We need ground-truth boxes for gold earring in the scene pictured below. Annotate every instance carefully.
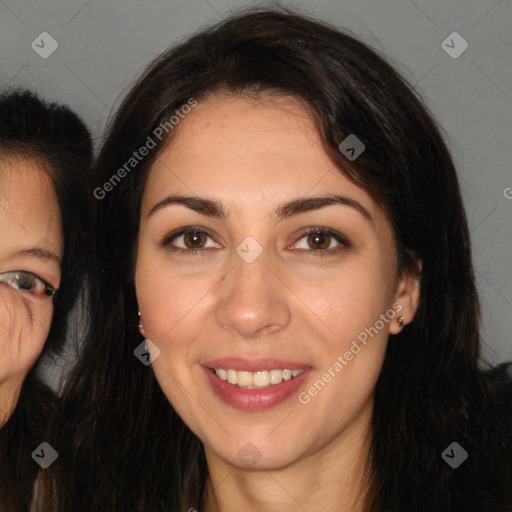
[398,316,404,327]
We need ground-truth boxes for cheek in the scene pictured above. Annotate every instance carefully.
[136,266,215,419]
[294,257,392,416]
[23,300,53,357]
[136,254,219,352]
[303,261,392,345]
[0,294,52,371]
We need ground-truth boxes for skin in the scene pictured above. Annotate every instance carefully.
[0,155,62,426]
[135,94,421,512]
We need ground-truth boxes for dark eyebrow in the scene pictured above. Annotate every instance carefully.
[275,195,373,223]
[147,194,373,224]
[13,247,61,264]
[148,196,228,219]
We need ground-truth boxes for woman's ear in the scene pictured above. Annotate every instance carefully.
[389,259,422,335]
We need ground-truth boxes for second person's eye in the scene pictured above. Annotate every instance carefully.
[0,271,57,298]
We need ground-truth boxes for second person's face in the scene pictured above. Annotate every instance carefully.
[0,155,62,425]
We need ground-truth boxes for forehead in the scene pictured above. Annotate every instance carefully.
[0,153,53,201]
[152,94,327,176]
[0,154,63,255]
[144,94,386,230]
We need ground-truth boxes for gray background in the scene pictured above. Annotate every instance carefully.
[1,0,510,387]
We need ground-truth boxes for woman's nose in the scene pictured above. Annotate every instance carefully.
[214,244,291,339]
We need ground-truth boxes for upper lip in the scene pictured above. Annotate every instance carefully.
[201,357,311,372]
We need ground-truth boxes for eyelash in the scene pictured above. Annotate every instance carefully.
[159,226,351,258]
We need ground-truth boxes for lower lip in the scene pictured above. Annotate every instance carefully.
[202,366,312,411]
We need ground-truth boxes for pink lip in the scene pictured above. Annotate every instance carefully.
[201,364,313,411]
[201,357,310,372]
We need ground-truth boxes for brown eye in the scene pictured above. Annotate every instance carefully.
[306,232,331,250]
[160,227,221,255]
[183,231,208,249]
[292,227,351,256]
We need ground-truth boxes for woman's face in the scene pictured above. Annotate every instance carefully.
[136,94,420,470]
[0,155,62,425]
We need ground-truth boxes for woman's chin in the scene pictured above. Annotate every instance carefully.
[204,433,308,472]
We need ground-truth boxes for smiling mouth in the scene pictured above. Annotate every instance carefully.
[210,368,306,389]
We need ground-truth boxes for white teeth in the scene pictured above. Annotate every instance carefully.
[253,371,269,387]
[227,369,238,385]
[269,369,283,384]
[237,371,253,387]
[214,368,305,388]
